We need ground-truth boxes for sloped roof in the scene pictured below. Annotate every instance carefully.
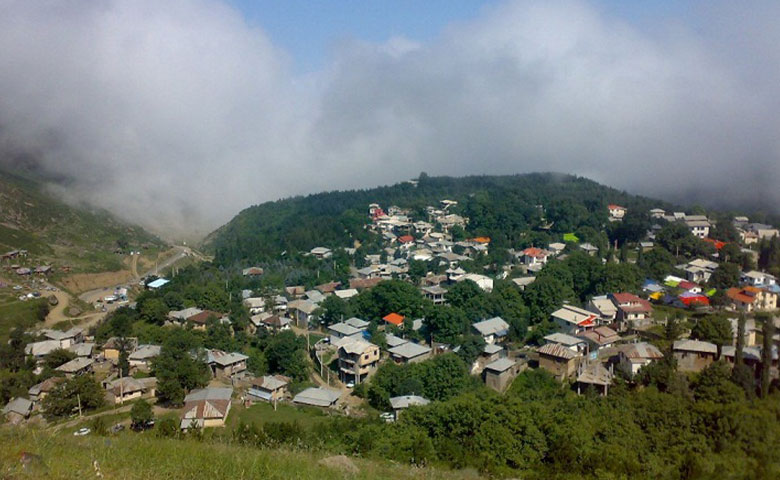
[484,358,517,373]
[129,344,162,361]
[544,332,585,347]
[673,339,717,354]
[538,342,578,360]
[472,317,509,336]
[388,342,431,359]
[578,326,620,346]
[252,375,289,391]
[3,397,33,416]
[621,342,664,361]
[551,305,598,327]
[329,322,361,336]
[383,313,405,326]
[55,357,94,373]
[389,395,430,409]
[577,362,613,386]
[293,387,340,407]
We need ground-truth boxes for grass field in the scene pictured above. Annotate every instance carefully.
[0,428,483,480]
[0,294,48,339]
[226,402,330,430]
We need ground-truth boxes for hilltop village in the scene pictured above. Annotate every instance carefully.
[3,189,780,476]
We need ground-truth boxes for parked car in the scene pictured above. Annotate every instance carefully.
[110,423,125,433]
[73,427,90,436]
[345,381,355,389]
[379,412,395,423]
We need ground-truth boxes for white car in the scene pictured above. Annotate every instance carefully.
[345,381,355,389]
[73,427,91,436]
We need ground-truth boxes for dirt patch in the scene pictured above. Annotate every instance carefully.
[60,271,133,294]
[318,455,359,475]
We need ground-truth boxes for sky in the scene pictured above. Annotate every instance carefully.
[0,0,778,239]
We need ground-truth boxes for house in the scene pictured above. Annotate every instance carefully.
[167,306,203,323]
[650,208,666,219]
[328,322,365,344]
[520,247,551,268]
[146,278,170,289]
[726,286,778,312]
[678,291,710,307]
[721,346,763,374]
[610,293,653,331]
[483,358,523,392]
[293,387,341,408]
[422,285,447,305]
[608,204,627,220]
[180,387,233,430]
[242,267,264,276]
[684,217,711,238]
[247,375,290,403]
[728,317,757,347]
[105,377,157,405]
[538,343,580,379]
[744,223,779,241]
[512,276,536,291]
[586,296,618,325]
[551,305,598,335]
[24,340,62,360]
[2,397,33,424]
[42,327,83,349]
[742,271,777,289]
[576,362,613,395]
[310,247,333,259]
[543,333,587,353]
[243,297,267,314]
[680,259,718,284]
[383,312,405,328]
[548,242,566,256]
[102,337,139,362]
[472,317,510,344]
[673,340,717,372]
[618,342,664,376]
[344,317,370,330]
[285,286,306,298]
[579,243,599,256]
[457,273,493,292]
[128,344,162,370]
[187,310,228,330]
[206,351,248,380]
[389,395,430,420]
[336,338,380,384]
[388,342,432,364]
[479,343,505,366]
[55,357,94,377]
[287,299,317,328]
[577,326,621,354]
[251,313,292,333]
[334,288,359,300]
[27,376,65,405]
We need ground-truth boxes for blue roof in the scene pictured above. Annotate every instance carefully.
[147,278,170,289]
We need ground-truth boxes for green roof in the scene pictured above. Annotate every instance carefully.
[563,233,580,243]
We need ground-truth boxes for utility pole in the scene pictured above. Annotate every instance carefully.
[77,394,82,418]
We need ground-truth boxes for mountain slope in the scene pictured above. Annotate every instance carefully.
[204,172,675,266]
[0,169,164,272]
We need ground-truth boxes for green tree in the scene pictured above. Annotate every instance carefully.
[42,375,105,418]
[264,330,309,381]
[423,305,468,344]
[690,315,732,353]
[317,295,351,327]
[708,262,740,289]
[43,348,76,371]
[139,298,169,325]
[131,399,154,428]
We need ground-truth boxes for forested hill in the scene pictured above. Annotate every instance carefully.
[205,173,673,266]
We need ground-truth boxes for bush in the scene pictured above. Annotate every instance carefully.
[156,416,180,438]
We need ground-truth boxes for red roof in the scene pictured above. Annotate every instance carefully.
[608,204,625,210]
[522,247,548,258]
[470,237,491,244]
[727,287,757,305]
[677,281,700,291]
[188,310,223,325]
[611,293,652,312]
[702,238,726,250]
[398,235,415,244]
[383,313,405,326]
[679,295,710,306]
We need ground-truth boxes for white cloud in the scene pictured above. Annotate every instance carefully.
[0,0,778,238]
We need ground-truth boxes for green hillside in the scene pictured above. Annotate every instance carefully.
[0,169,164,272]
[205,172,675,266]
[0,428,480,480]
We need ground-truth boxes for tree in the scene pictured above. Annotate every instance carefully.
[317,295,350,327]
[455,335,486,366]
[131,399,154,429]
[43,348,76,371]
[423,306,468,344]
[690,316,732,353]
[42,375,105,418]
[153,330,209,406]
[638,247,677,280]
[693,360,744,403]
[708,262,740,290]
[523,275,575,323]
[265,330,309,381]
[0,327,30,372]
[760,316,775,398]
[139,298,169,325]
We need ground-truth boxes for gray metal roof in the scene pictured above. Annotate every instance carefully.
[184,387,233,402]
[388,342,431,359]
[472,317,509,336]
[389,395,430,410]
[293,387,341,407]
[484,357,516,373]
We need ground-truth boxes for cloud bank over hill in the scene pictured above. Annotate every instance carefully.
[0,0,778,237]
